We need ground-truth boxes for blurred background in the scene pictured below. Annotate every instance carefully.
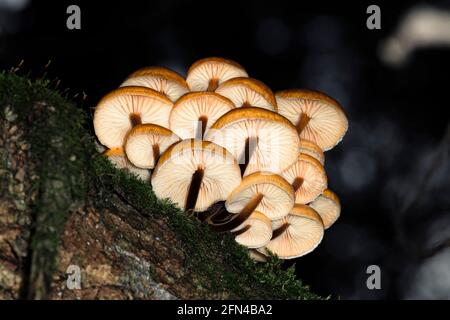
[1,0,449,299]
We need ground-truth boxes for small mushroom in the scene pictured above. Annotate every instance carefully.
[121,66,189,102]
[151,139,241,212]
[124,124,180,169]
[281,153,327,204]
[103,147,150,181]
[205,107,300,176]
[215,77,277,111]
[309,189,341,229]
[186,57,248,92]
[276,89,348,151]
[225,172,294,221]
[230,211,272,248]
[170,92,235,139]
[258,204,324,259]
[300,139,325,165]
[94,86,173,148]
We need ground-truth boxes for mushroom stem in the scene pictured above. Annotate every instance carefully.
[249,249,268,262]
[241,102,252,108]
[239,136,258,175]
[197,201,226,222]
[241,192,264,216]
[296,112,310,133]
[195,115,208,139]
[185,168,204,211]
[209,209,233,223]
[272,222,290,240]
[152,144,160,164]
[207,78,219,92]
[292,177,304,192]
[231,225,251,236]
[207,193,263,232]
[129,113,142,127]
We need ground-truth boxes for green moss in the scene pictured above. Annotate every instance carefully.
[0,71,322,300]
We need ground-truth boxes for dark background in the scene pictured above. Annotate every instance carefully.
[1,0,449,299]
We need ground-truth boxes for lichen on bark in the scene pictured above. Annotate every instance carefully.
[0,72,321,300]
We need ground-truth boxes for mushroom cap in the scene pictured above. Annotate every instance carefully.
[124,124,180,169]
[281,153,327,204]
[225,172,294,221]
[94,86,173,148]
[215,77,277,111]
[259,204,324,259]
[276,89,348,151]
[151,139,241,211]
[170,92,235,139]
[103,147,150,182]
[121,66,189,102]
[300,139,325,165]
[186,57,248,91]
[309,189,341,229]
[205,107,300,176]
[231,211,272,248]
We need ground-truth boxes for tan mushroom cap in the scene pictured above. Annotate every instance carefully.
[94,86,173,148]
[231,211,272,248]
[281,153,327,204]
[121,66,189,102]
[276,89,348,151]
[124,124,180,169]
[170,92,235,139]
[258,204,324,259]
[215,77,277,111]
[205,107,300,176]
[103,147,150,182]
[152,139,241,212]
[309,189,341,229]
[186,57,248,92]
[300,139,325,165]
[225,172,294,221]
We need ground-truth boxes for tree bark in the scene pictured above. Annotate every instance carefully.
[0,73,320,300]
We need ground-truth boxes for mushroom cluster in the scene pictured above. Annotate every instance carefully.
[93,57,348,261]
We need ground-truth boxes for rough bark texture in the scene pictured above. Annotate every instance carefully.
[0,104,34,299]
[0,73,321,300]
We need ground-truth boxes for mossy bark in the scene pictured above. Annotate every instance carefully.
[0,72,321,300]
